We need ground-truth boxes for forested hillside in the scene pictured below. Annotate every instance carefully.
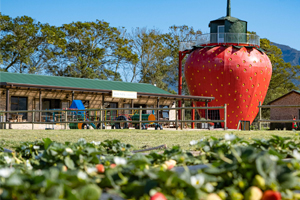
[273,42,300,66]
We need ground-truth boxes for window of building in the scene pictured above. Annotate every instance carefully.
[159,105,169,119]
[134,104,147,114]
[123,103,131,115]
[42,99,61,110]
[11,96,28,120]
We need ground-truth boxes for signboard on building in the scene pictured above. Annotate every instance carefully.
[112,90,137,99]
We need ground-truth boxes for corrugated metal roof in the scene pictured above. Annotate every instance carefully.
[0,72,171,95]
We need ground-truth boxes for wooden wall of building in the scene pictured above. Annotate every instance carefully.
[0,88,175,122]
[270,92,300,120]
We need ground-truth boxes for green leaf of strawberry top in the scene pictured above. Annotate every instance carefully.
[184,46,272,129]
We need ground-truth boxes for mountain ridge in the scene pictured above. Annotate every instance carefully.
[272,42,300,66]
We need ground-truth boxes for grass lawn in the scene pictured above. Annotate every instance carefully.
[1,128,298,150]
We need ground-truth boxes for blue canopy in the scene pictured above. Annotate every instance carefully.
[70,100,85,114]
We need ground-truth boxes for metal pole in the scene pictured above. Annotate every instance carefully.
[224,104,227,130]
[259,101,262,130]
[178,52,182,120]
[139,106,142,130]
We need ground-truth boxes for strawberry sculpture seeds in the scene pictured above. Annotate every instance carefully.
[184,46,272,129]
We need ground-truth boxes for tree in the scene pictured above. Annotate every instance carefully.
[166,25,202,94]
[257,38,300,120]
[46,20,138,80]
[261,38,300,104]
[126,26,202,92]
[127,28,173,90]
[0,14,65,73]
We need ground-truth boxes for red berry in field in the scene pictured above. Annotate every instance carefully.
[164,159,176,170]
[110,163,117,168]
[150,192,167,200]
[262,190,281,200]
[96,164,105,173]
[184,46,272,129]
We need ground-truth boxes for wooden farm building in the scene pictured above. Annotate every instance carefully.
[269,90,300,130]
[0,72,214,127]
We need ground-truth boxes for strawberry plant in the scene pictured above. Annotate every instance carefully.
[1,135,300,199]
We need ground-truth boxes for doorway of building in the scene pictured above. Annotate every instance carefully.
[105,102,118,120]
[218,25,225,43]
[208,110,221,128]
[11,96,28,120]
[42,99,61,121]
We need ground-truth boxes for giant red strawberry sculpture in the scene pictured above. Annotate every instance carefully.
[184,45,272,129]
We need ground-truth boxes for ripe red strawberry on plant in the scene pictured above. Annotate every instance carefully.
[184,46,272,129]
[164,159,176,170]
[96,164,105,173]
[262,190,281,200]
[150,192,167,200]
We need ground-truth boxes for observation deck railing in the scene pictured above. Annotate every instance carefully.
[179,33,260,51]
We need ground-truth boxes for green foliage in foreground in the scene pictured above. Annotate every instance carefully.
[1,135,300,199]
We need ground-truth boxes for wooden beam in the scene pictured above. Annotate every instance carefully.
[72,91,74,101]
[157,98,160,123]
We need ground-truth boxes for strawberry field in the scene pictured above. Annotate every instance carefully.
[1,134,300,200]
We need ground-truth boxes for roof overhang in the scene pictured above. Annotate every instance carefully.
[0,82,214,102]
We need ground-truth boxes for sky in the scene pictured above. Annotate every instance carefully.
[1,0,300,51]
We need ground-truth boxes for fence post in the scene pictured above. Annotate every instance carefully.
[2,113,4,129]
[175,109,178,130]
[32,110,35,130]
[181,104,184,130]
[1,113,6,129]
[224,104,227,130]
[139,106,142,130]
[191,102,195,129]
[258,101,262,130]
[65,110,67,130]
[100,105,103,130]
[205,101,208,121]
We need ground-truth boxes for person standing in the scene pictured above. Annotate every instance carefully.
[293,116,298,130]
